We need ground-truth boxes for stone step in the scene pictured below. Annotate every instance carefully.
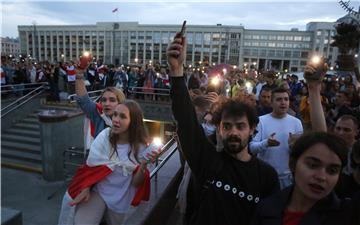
[1,133,40,145]
[21,117,40,124]
[1,156,42,173]
[1,148,42,163]
[12,123,40,131]
[5,128,40,138]
[1,141,41,154]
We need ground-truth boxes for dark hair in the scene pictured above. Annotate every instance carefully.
[109,100,149,163]
[260,87,272,95]
[271,87,289,101]
[192,95,212,112]
[211,97,258,128]
[289,132,348,172]
[337,114,359,129]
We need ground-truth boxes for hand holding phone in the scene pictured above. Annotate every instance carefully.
[304,56,327,81]
[78,51,92,70]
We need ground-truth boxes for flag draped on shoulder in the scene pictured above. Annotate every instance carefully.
[58,128,150,225]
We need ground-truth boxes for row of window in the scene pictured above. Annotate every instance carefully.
[243,48,309,58]
[244,42,311,49]
[244,35,311,42]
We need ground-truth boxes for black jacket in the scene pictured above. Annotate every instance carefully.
[170,77,280,225]
[252,186,359,225]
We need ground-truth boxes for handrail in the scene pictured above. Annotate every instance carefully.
[0,82,49,94]
[150,136,178,179]
[128,87,170,97]
[67,89,104,103]
[1,83,48,118]
[1,82,48,89]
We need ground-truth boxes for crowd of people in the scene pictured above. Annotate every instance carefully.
[2,30,359,225]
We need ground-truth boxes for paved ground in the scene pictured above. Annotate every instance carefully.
[1,168,66,225]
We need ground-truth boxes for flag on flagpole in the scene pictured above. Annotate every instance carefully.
[112,8,118,13]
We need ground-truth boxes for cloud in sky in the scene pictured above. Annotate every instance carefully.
[1,1,358,38]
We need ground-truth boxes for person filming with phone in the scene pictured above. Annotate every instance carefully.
[74,52,126,139]
[167,21,279,225]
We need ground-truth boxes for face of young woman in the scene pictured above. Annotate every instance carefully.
[100,91,119,117]
[111,104,130,135]
[294,143,342,202]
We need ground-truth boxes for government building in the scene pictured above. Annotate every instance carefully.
[18,21,338,72]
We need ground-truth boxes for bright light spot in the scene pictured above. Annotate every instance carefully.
[156,73,160,77]
[153,137,162,146]
[330,66,334,70]
[252,62,257,65]
[355,54,358,58]
[222,68,227,74]
[212,63,216,66]
[311,56,321,64]
[211,76,220,86]
[245,81,252,88]
[284,69,288,73]
[233,65,237,69]
[189,65,192,68]
[83,51,90,57]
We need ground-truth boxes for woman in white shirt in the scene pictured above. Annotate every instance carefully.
[64,100,157,225]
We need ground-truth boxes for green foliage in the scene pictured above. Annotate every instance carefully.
[331,22,360,54]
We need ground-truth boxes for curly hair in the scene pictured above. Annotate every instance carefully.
[211,97,258,128]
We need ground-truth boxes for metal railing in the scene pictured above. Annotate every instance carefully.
[67,89,104,103]
[128,87,170,97]
[0,82,48,94]
[150,136,178,179]
[67,86,171,104]
[1,83,49,118]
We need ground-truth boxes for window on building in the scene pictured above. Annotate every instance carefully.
[252,42,259,46]
[292,51,300,58]
[260,49,267,56]
[284,50,291,58]
[268,50,275,57]
[294,36,302,41]
[269,35,277,40]
[243,48,250,55]
[260,35,267,40]
[317,31,322,36]
[277,43,284,47]
[260,42,267,47]
[285,43,293,48]
[285,36,293,41]
[324,39,329,44]
[277,36,285,40]
[303,36,311,41]
[300,51,308,58]
[268,43,276,47]
[252,35,260,39]
[244,35,252,39]
[204,33,211,44]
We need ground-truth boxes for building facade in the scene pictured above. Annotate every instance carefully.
[18,21,340,72]
[1,37,20,57]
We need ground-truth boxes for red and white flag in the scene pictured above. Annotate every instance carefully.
[112,8,118,13]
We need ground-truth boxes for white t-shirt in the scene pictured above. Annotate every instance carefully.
[94,144,146,213]
[250,113,303,176]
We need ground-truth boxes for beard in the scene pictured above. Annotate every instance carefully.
[222,135,249,154]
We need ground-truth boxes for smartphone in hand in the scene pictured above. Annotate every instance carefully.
[304,56,327,81]
[78,51,92,70]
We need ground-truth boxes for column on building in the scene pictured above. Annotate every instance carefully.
[76,32,79,59]
[39,31,43,61]
[56,32,60,61]
[50,32,54,62]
